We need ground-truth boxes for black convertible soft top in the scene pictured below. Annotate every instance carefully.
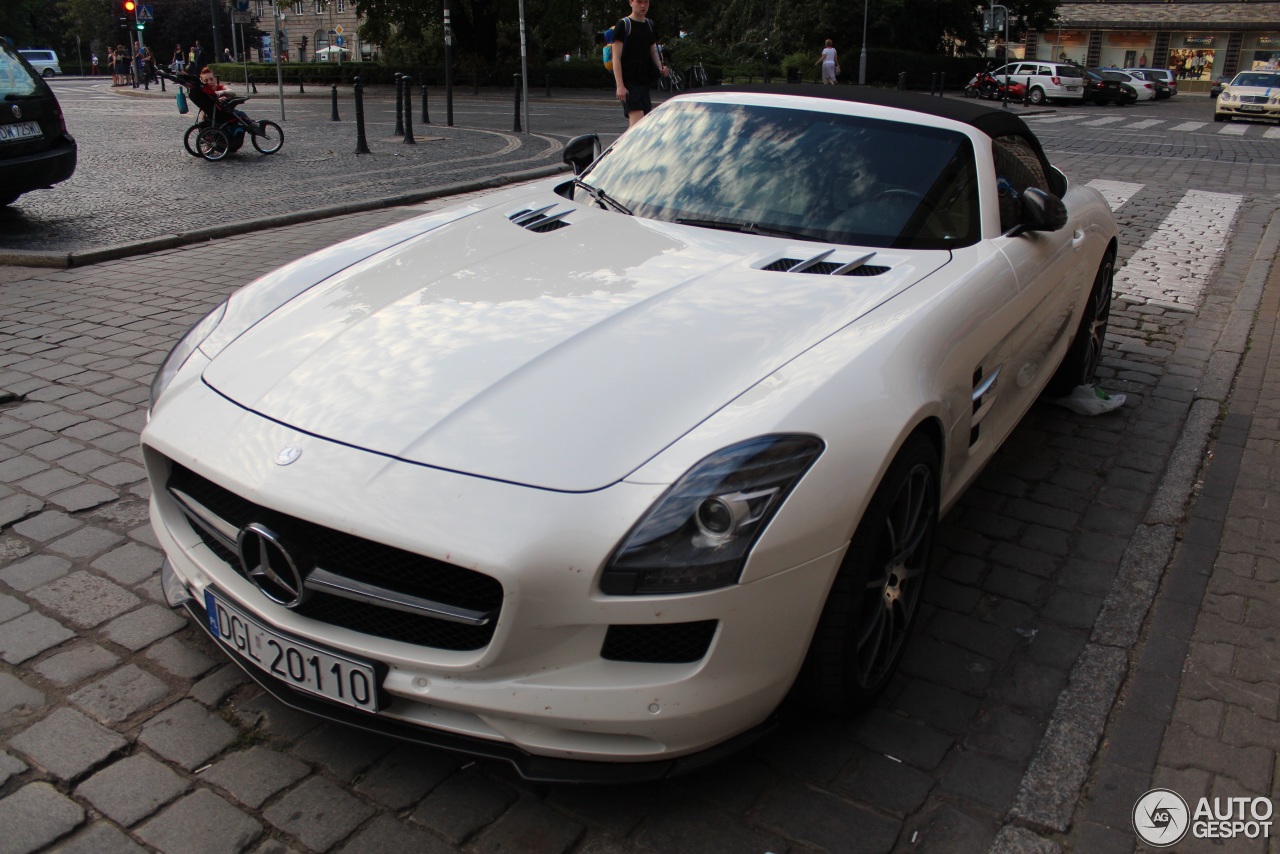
[706,84,1064,194]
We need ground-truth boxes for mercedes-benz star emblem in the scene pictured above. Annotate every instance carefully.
[274,445,302,466]
[236,523,308,608]
[10,105,21,119]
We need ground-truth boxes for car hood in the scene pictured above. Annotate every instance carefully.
[203,196,947,492]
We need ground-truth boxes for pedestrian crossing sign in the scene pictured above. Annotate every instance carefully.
[137,4,154,21]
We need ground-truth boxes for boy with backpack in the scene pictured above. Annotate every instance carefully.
[610,0,669,129]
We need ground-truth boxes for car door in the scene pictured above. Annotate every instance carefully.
[989,136,1087,417]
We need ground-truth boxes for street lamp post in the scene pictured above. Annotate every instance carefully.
[858,0,869,85]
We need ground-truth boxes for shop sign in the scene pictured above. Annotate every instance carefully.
[1259,36,1280,47]
[1184,35,1216,47]
[1108,31,1151,47]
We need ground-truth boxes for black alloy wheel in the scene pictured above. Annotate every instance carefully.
[798,434,939,712]
[1047,251,1114,397]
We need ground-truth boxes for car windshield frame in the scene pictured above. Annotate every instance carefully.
[577,99,981,250]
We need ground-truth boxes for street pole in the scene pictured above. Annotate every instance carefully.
[518,0,529,133]
[272,4,285,120]
[444,0,454,126]
[858,0,868,84]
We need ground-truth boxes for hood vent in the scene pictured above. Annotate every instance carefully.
[762,251,888,277]
[508,205,572,234]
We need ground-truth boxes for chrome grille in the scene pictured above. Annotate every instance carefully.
[166,463,503,651]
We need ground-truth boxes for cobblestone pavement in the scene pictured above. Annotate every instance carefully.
[0,79,572,258]
[2,95,1280,854]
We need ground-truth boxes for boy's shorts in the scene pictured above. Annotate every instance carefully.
[621,84,652,116]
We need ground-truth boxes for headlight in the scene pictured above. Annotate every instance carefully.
[149,302,226,410]
[600,435,824,595]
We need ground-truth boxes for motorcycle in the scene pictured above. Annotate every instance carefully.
[964,67,1028,101]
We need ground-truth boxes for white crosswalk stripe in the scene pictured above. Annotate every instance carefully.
[1265,127,1280,139]
[1217,124,1248,135]
[1080,116,1126,127]
[1125,119,1164,129]
[1169,121,1207,132]
[1086,180,1144,211]
[1112,190,1243,311]
[1023,115,1077,123]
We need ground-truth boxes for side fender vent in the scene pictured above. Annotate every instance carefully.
[508,205,572,234]
[761,251,889,276]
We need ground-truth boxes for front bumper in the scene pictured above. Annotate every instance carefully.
[1215,101,1280,120]
[144,381,841,777]
[161,561,775,783]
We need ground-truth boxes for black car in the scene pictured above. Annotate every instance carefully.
[0,39,76,207]
[1210,74,1230,99]
[1082,67,1136,105]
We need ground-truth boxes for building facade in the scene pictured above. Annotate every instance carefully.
[1026,2,1280,89]
[249,0,374,62]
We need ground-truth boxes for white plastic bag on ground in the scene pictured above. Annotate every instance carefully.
[1051,383,1126,415]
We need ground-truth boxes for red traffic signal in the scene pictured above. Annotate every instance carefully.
[124,1,135,11]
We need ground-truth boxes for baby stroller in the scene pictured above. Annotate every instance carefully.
[160,67,284,161]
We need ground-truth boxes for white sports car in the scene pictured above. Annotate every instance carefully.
[1214,70,1280,123]
[143,86,1118,781]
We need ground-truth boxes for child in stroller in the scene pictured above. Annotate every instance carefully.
[161,65,284,161]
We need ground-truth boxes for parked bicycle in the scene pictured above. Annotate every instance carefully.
[659,63,683,92]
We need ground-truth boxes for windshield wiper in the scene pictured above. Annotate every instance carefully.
[572,178,632,215]
[675,218,822,242]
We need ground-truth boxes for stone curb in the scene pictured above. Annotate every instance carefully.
[1000,207,1280,842]
[0,163,569,269]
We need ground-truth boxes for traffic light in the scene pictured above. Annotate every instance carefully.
[300,35,308,49]
[124,0,135,11]
[119,16,128,28]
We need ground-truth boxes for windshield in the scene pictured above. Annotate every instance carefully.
[580,100,980,249]
[1231,72,1280,88]
[0,45,41,97]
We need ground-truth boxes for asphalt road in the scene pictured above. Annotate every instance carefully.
[2,82,1280,854]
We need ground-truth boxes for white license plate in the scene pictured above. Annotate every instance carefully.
[1065,85,1080,92]
[205,589,379,711]
[1240,105,1264,112]
[0,121,42,142]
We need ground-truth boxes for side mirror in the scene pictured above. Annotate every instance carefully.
[563,134,602,175]
[1019,187,1068,232]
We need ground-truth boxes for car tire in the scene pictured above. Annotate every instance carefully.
[42,69,54,78]
[1028,87,1046,105]
[1046,250,1114,398]
[797,433,939,714]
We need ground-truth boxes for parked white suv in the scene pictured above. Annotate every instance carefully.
[19,49,61,78]
[991,61,1085,105]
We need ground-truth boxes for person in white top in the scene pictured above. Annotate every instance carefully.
[816,39,838,84]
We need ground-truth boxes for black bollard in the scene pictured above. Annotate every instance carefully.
[939,72,946,95]
[1024,76,1032,106]
[249,76,257,94]
[354,75,371,154]
[897,71,906,90]
[298,71,305,94]
[393,72,404,135]
[331,83,341,121]
[159,74,166,92]
[513,73,522,132]
[421,82,429,124]
[929,72,937,95]
[402,75,416,144]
